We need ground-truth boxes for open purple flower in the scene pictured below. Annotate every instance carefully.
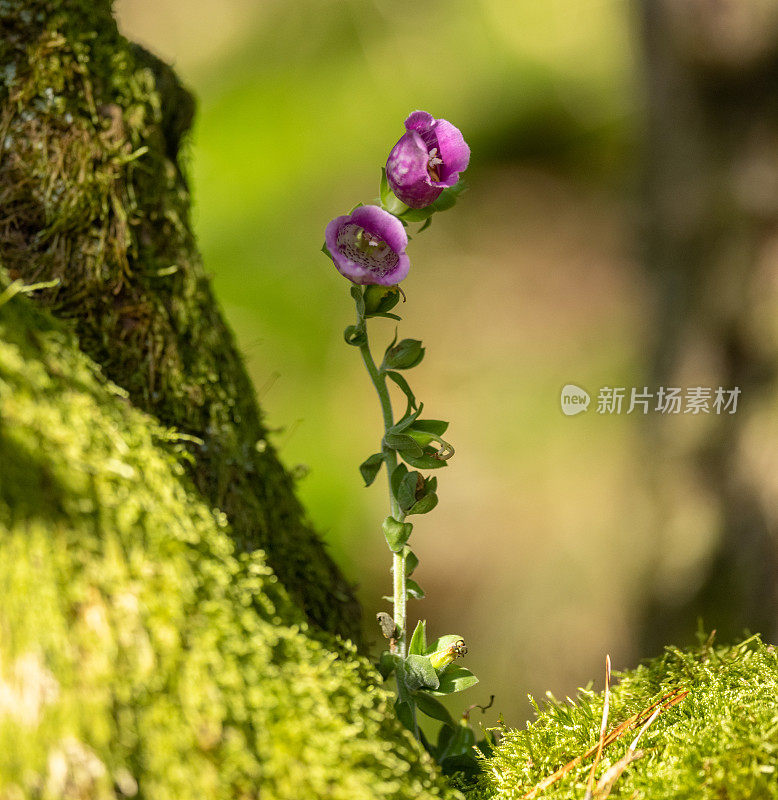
[385,111,470,209]
[325,205,410,286]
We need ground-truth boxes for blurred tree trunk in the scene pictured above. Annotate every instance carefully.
[637,0,778,650]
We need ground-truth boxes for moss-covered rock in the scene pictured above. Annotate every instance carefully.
[0,272,458,799]
[460,635,778,800]
[0,0,359,640]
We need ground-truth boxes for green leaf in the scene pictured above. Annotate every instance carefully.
[411,419,449,436]
[359,452,384,487]
[417,217,433,233]
[414,691,456,727]
[369,311,402,321]
[408,620,427,656]
[390,463,409,499]
[436,722,477,765]
[383,339,425,370]
[394,698,416,732]
[386,371,418,411]
[404,548,419,576]
[408,492,438,515]
[397,470,422,513]
[431,666,479,696]
[406,579,425,600]
[384,432,424,458]
[378,651,401,680]
[404,655,440,691]
[388,402,424,436]
[382,516,413,552]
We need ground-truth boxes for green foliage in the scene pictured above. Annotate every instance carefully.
[460,635,778,799]
[0,0,359,640]
[0,273,459,800]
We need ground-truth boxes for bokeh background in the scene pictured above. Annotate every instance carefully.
[114,0,778,727]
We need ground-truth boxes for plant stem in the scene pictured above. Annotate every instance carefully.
[358,329,408,658]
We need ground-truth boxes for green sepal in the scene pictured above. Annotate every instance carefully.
[404,547,419,576]
[408,492,438,515]
[384,432,424,458]
[378,651,402,680]
[426,634,464,656]
[401,446,449,469]
[350,285,366,317]
[383,339,425,370]
[390,463,409,499]
[417,217,433,233]
[321,242,332,258]
[343,323,366,347]
[414,691,456,728]
[399,180,468,222]
[404,655,440,691]
[406,579,425,600]
[430,666,479,696]
[436,722,477,767]
[382,516,413,552]
[408,619,427,656]
[386,371,418,411]
[359,452,384,487]
[380,167,409,216]
[410,419,449,436]
[387,402,424,436]
[364,284,401,317]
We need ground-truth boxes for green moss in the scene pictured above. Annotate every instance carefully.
[460,635,778,800]
[0,273,458,799]
[0,0,360,640]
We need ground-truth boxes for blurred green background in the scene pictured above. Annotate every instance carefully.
[114,0,681,726]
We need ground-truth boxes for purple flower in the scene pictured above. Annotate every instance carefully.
[325,205,410,286]
[385,111,470,209]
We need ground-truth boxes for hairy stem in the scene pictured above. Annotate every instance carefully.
[357,320,408,658]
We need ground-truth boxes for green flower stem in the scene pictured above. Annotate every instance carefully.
[357,319,408,659]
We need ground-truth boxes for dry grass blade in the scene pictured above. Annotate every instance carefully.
[584,655,611,800]
[521,687,689,800]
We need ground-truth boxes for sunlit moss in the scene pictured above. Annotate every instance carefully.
[0,272,458,799]
[458,635,778,799]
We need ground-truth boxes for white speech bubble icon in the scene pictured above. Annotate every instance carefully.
[560,384,590,416]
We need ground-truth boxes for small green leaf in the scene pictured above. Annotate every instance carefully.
[418,217,433,233]
[404,655,440,691]
[386,371,418,411]
[411,419,449,436]
[404,548,419,576]
[384,433,424,458]
[406,579,425,600]
[414,691,456,727]
[437,722,477,765]
[397,470,422,513]
[390,463,409,499]
[382,516,413,552]
[394,698,416,732]
[378,651,401,680]
[431,665,479,696]
[359,452,384,487]
[408,620,427,656]
[388,402,424,435]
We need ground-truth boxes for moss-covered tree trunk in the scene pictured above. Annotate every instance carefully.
[0,2,464,797]
[0,0,359,641]
[637,0,778,650]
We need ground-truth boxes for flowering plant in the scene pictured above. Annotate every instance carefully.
[323,112,487,770]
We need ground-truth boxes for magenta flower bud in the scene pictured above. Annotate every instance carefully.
[385,111,470,209]
[325,205,410,286]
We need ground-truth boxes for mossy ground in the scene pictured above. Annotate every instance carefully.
[0,270,457,799]
[459,634,778,800]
